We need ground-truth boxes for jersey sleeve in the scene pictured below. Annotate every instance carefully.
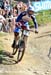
[31,15,38,29]
[16,11,27,22]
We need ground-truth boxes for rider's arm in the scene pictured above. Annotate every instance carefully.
[15,11,27,27]
[31,15,38,29]
[16,13,22,22]
[16,11,27,22]
[15,13,22,27]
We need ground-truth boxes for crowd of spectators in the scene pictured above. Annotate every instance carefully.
[0,0,28,33]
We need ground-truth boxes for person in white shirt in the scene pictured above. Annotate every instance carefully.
[0,8,6,31]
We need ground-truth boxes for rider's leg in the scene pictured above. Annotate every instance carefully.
[12,27,20,48]
[12,32,19,48]
[22,24,29,47]
[23,30,29,48]
[23,35,28,48]
[34,19,38,33]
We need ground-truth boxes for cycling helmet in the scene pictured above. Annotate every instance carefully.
[28,5,34,12]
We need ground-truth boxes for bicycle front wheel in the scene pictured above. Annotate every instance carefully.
[16,40,25,63]
[12,45,19,55]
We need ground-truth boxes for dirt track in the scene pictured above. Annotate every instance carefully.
[0,24,51,75]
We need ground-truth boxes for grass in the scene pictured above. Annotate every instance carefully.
[0,41,4,50]
[36,10,51,26]
[0,40,5,63]
[29,10,51,27]
[0,32,5,52]
[0,32,7,37]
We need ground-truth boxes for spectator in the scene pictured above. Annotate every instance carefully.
[8,10,13,33]
[12,6,18,32]
[3,10,8,18]
[13,5,18,17]
[0,8,6,31]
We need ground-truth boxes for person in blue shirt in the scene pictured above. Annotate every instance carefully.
[12,5,38,48]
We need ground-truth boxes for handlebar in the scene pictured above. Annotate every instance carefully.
[15,23,34,32]
[20,26,34,32]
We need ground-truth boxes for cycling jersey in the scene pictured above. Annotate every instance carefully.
[14,11,38,36]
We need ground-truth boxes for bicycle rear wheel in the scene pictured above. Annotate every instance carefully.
[16,40,25,63]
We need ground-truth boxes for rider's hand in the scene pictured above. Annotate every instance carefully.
[15,22,22,28]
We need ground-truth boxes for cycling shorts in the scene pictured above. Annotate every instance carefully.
[14,22,30,36]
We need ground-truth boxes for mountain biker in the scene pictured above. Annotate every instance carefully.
[12,5,38,48]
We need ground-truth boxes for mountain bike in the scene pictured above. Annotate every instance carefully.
[12,26,34,63]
